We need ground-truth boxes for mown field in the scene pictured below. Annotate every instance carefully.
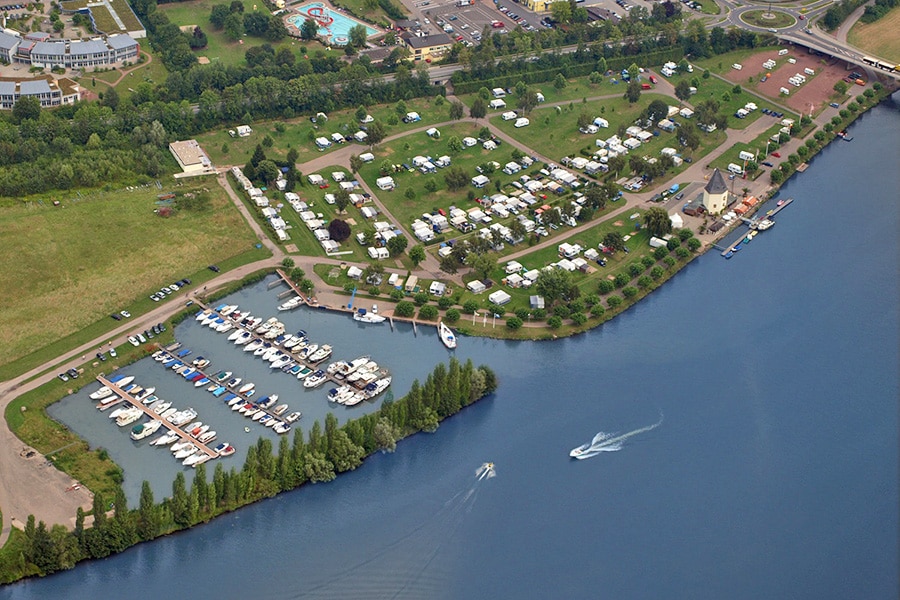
[0,180,258,368]
[848,6,900,64]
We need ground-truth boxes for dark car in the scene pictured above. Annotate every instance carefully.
[67,368,79,379]
[96,352,107,362]
[181,278,192,285]
[111,313,122,321]
[762,161,774,167]
[208,265,220,273]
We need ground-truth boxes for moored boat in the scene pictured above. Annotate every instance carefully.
[439,321,457,349]
[353,305,386,324]
[131,420,162,441]
[278,296,304,311]
[303,370,327,388]
[285,411,302,423]
[153,401,173,414]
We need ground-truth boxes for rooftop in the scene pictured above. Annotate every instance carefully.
[402,32,452,49]
[705,168,728,195]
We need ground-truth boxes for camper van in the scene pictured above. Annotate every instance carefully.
[727,163,743,175]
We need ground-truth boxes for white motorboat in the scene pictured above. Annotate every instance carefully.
[254,343,272,357]
[107,406,129,419]
[328,385,353,403]
[131,420,162,441]
[216,321,234,333]
[134,386,156,401]
[183,420,202,434]
[308,344,332,363]
[303,370,327,388]
[298,343,318,360]
[251,411,266,422]
[238,382,255,394]
[198,430,217,444]
[116,408,143,427]
[195,309,212,322]
[226,377,242,389]
[244,340,263,353]
[218,444,235,457]
[272,404,289,416]
[142,394,159,406]
[295,366,313,380]
[364,376,392,399]
[270,356,292,370]
[169,408,198,427]
[261,347,280,362]
[227,329,245,342]
[439,321,457,349]
[220,304,238,317]
[153,401,172,414]
[234,332,253,345]
[228,395,244,407]
[191,425,210,439]
[160,408,178,419]
[110,375,135,388]
[278,296,304,311]
[183,453,206,467]
[174,444,198,460]
[258,414,273,426]
[353,305,386,324]
[89,386,115,400]
[151,431,179,446]
[170,440,192,453]
[285,411,302,423]
[274,422,291,435]
[343,392,365,406]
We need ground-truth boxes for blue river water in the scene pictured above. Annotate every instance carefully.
[6,99,899,599]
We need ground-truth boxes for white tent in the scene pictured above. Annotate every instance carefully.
[488,290,512,305]
[669,213,684,229]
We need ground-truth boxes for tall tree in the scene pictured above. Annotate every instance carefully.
[644,206,673,237]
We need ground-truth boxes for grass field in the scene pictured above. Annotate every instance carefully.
[197,95,455,167]
[159,0,315,68]
[740,9,796,29]
[457,77,621,110]
[848,7,900,64]
[0,180,259,369]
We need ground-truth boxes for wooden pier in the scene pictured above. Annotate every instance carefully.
[96,375,218,459]
[275,269,317,307]
[720,198,794,257]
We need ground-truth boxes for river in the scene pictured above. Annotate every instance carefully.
[6,99,899,599]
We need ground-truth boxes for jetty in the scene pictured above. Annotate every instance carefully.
[95,375,219,459]
[720,198,794,257]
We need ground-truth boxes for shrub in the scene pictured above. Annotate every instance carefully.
[687,237,701,251]
[437,296,453,310]
[666,237,681,250]
[568,300,584,314]
[369,286,381,296]
[653,246,669,260]
[598,279,615,294]
[637,275,652,289]
[677,228,694,241]
[614,273,630,288]
[445,308,460,323]
[390,288,404,301]
[622,286,638,298]
[607,295,623,308]
[553,305,571,319]
[650,265,664,280]
[664,256,676,268]
[395,301,415,317]
[547,315,563,328]
[515,308,530,320]
[532,308,547,319]
[628,263,643,277]
[506,316,523,329]
[675,247,690,259]
[570,312,587,326]
[463,299,479,314]
[641,256,655,268]
[419,305,438,320]
[414,292,429,306]
[584,293,600,306]
[590,303,605,317]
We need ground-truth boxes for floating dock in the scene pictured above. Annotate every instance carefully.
[96,375,218,459]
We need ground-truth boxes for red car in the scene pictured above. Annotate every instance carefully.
[318,183,330,189]
[771,152,781,158]
[491,20,504,28]
[455,35,464,42]
[798,14,805,20]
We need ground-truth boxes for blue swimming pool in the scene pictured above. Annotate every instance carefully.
[287,2,379,46]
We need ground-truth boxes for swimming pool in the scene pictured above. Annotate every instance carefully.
[287,2,379,46]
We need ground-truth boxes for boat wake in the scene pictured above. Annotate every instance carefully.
[570,413,664,460]
[475,462,496,481]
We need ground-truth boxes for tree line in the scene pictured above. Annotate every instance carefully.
[4,358,496,582]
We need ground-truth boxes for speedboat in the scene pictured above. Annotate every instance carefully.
[160,407,178,419]
[296,366,313,380]
[194,377,211,388]
[142,394,159,406]
[364,376,392,399]
[191,425,210,439]
[107,406,129,419]
[211,386,228,397]
[195,309,212,322]
[258,395,278,409]
[110,375,135,388]
[90,387,115,401]
[116,408,143,427]
[134,386,156,401]
[298,344,318,360]
[272,404,289,416]
[251,410,266,422]
[169,408,198,427]
[439,321,457,349]
[219,445,236,457]
[174,444,198,460]
[151,430,179,446]
[271,355,293,370]
[238,382,255,394]
[273,422,291,435]
[220,304,238,317]
[278,296,304,311]
[285,411,302,423]
[171,440,192,453]
[198,430,217,444]
[353,305,386,324]
[308,344,333,363]
[303,370,327,388]
[258,414,273,426]
[569,443,592,458]
[183,453,206,467]
[227,328,244,342]
[254,343,272,357]
[226,377,242,389]
[244,340,263,353]
[234,332,253,345]
[228,395,244,407]
[213,441,230,454]
[153,401,173,414]
[131,420,162,441]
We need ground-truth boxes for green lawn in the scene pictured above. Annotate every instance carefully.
[198,95,457,167]
[330,0,399,29]
[159,0,315,68]
[0,179,260,371]
[356,122,531,227]
[456,77,621,110]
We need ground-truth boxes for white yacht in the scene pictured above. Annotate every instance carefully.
[439,321,457,349]
[353,305,386,324]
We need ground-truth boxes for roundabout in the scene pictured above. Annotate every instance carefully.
[740,9,798,30]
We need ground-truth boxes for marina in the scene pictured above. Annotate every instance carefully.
[719,198,794,258]
[94,375,222,463]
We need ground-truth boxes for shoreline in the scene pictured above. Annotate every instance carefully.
[0,80,894,584]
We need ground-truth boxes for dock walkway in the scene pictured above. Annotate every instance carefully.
[96,375,218,459]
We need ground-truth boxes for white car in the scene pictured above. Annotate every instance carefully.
[120,310,131,318]
[127,336,139,347]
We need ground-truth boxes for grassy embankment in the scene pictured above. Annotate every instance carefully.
[847,6,900,64]
[0,178,266,382]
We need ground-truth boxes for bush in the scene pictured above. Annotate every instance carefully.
[666,237,681,250]
[463,299,479,313]
[395,300,415,317]
[650,265,664,280]
[622,286,638,298]
[664,256,676,268]
[687,237,701,251]
[445,308,460,323]
[614,273,630,288]
[568,300,584,314]
[515,308,530,320]
[675,246,690,259]
[437,296,453,310]
[532,308,547,319]
[368,286,381,296]
[584,293,600,307]
[607,295,623,308]
[641,256,655,268]
[419,305,438,320]
[390,288,404,301]
[553,305,571,319]
[506,316,523,329]
[570,312,587,326]
[677,228,694,241]
[637,275,652,289]
[628,263,643,277]
[547,315,563,328]
[590,303,605,317]
[413,292,429,306]
[653,246,669,260]
[598,279,615,294]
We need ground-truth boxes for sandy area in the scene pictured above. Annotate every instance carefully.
[722,49,852,114]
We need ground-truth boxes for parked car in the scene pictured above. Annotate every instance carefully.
[772,152,781,158]
[67,368,79,379]
[120,310,131,318]
[58,372,69,382]
[150,293,160,302]
[111,313,122,321]
[762,161,774,167]
[109,347,117,357]
[208,265,220,272]
[96,352,107,362]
